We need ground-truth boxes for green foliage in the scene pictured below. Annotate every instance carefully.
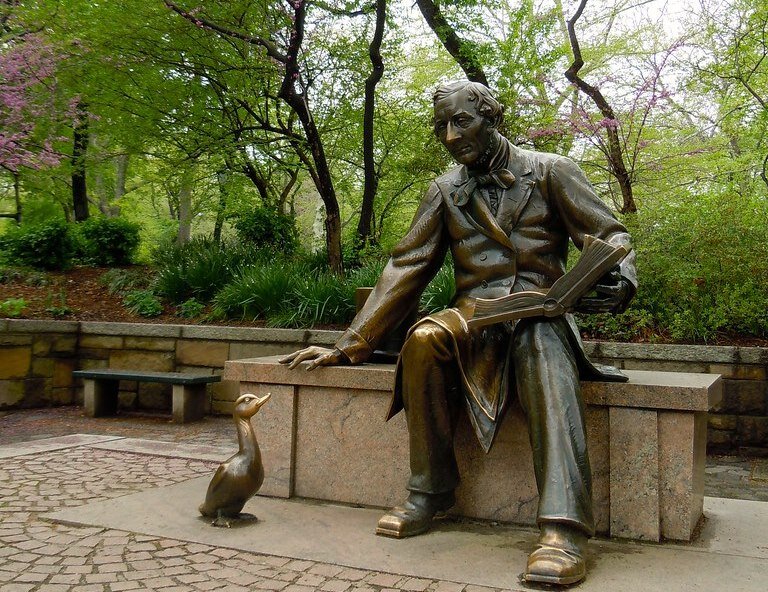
[0,221,75,270]
[44,291,72,318]
[232,207,298,254]
[123,289,163,317]
[176,298,205,318]
[153,237,259,304]
[421,262,456,314]
[74,217,140,266]
[99,268,150,294]
[212,262,301,322]
[0,298,27,317]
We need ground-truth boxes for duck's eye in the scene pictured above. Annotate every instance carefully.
[243,396,253,403]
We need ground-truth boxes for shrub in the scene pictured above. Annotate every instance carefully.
[75,217,140,266]
[421,261,456,314]
[233,206,298,253]
[0,221,75,270]
[99,268,150,295]
[154,237,257,303]
[177,298,205,318]
[212,263,301,320]
[123,289,163,317]
[0,298,27,317]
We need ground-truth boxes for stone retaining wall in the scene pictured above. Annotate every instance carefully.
[1,319,767,455]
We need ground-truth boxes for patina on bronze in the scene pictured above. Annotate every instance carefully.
[280,81,636,586]
[199,393,271,527]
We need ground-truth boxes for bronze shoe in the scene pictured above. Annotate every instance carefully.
[375,491,455,538]
[524,524,587,586]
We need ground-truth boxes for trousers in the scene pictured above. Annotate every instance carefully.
[399,317,595,536]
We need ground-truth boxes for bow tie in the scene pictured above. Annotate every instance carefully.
[452,168,516,206]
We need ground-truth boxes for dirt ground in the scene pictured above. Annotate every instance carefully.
[0,266,221,325]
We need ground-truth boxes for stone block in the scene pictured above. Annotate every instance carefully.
[7,319,78,333]
[736,416,768,447]
[31,357,55,378]
[708,414,737,431]
[609,407,660,541]
[0,347,32,379]
[78,348,110,361]
[53,360,76,388]
[734,381,767,415]
[210,379,240,407]
[294,384,409,509]
[709,363,766,381]
[78,358,109,371]
[229,342,299,360]
[137,382,172,410]
[123,336,177,351]
[707,428,735,447]
[79,335,124,349]
[621,359,708,373]
[50,335,78,354]
[712,381,741,413]
[0,380,25,408]
[176,340,230,367]
[242,382,296,498]
[586,406,610,534]
[31,337,52,355]
[172,383,208,422]
[48,386,74,405]
[658,411,705,540]
[23,377,50,407]
[109,350,174,372]
[118,391,138,410]
[80,321,181,337]
[0,334,33,346]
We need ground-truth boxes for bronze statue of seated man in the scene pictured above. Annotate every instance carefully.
[281,80,636,587]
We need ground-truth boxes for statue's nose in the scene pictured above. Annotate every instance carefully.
[445,122,460,143]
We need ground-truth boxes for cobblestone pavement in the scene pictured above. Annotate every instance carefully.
[0,409,517,592]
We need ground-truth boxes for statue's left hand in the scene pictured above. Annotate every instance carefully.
[574,269,631,315]
[278,346,348,371]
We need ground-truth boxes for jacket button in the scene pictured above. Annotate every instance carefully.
[502,280,511,286]
[480,253,487,261]
[481,280,488,288]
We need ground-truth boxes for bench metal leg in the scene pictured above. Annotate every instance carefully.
[172,383,207,423]
[84,379,119,417]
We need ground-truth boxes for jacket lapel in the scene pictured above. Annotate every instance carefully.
[496,143,535,232]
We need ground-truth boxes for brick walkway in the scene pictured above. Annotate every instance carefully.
[1,406,767,592]
[0,408,512,592]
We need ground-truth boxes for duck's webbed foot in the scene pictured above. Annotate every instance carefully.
[211,511,258,528]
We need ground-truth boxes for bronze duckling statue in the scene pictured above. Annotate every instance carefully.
[199,392,271,527]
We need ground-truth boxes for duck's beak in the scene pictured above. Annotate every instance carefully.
[255,393,271,408]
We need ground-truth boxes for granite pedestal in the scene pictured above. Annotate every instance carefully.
[223,356,722,542]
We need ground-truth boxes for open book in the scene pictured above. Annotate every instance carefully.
[465,235,630,329]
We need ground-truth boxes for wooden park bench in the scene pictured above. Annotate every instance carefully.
[72,369,221,423]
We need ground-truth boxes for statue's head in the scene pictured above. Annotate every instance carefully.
[433,81,505,168]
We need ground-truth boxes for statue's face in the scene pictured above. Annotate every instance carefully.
[434,90,495,167]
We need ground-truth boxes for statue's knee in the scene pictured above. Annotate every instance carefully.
[401,322,451,361]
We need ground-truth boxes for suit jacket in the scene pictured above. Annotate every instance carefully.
[335,136,637,450]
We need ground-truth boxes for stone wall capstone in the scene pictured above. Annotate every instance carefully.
[1,319,766,455]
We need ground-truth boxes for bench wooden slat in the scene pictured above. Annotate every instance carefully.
[73,369,221,385]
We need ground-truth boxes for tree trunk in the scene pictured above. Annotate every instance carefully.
[213,170,227,243]
[415,0,489,85]
[111,153,128,216]
[71,102,90,221]
[356,0,386,251]
[279,1,343,274]
[564,0,636,214]
[13,170,20,224]
[176,166,194,245]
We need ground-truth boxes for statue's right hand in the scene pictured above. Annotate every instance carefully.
[278,346,348,371]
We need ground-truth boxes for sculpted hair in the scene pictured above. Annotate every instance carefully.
[433,80,505,128]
